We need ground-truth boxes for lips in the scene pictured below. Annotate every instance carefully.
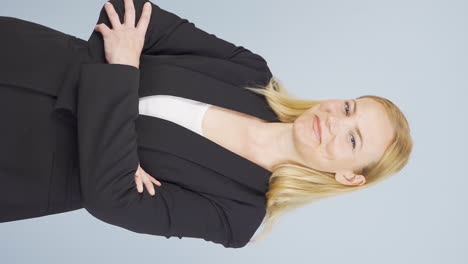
[313,115,322,143]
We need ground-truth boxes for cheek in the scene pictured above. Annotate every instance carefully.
[327,137,348,159]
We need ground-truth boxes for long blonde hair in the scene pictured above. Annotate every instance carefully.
[243,75,414,244]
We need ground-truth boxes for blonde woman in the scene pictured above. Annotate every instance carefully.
[0,0,413,248]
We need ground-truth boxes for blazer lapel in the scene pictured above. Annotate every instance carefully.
[138,57,279,123]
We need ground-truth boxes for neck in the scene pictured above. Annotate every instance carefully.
[245,120,302,172]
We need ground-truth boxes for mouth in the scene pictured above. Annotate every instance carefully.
[313,115,322,144]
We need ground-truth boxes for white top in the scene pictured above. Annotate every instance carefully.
[138,94,212,137]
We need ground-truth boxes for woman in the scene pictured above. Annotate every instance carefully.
[0,0,413,248]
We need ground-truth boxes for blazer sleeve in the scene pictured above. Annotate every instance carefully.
[87,0,270,73]
[77,63,251,248]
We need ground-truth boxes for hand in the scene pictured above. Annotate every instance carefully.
[94,0,152,69]
[135,162,162,196]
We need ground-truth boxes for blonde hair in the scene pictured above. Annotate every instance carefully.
[242,75,414,244]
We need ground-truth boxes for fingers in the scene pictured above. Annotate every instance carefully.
[143,177,156,196]
[149,176,162,187]
[104,2,122,29]
[136,2,152,34]
[135,173,154,195]
[135,173,144,193]
[123,0,136,27]
[100,1,150,39]
[94,23,111,37]
[134,166,161,196]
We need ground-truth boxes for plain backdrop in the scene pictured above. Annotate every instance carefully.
[1,0,467,263]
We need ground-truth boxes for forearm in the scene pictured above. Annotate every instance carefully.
[77,63,140,207]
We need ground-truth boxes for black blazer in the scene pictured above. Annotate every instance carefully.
[13,0,279,248]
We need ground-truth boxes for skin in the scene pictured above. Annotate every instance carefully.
[245,98,395,186]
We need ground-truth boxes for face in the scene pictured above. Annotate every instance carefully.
[292,98,395,176]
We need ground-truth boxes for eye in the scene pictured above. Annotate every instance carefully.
[345,101,356,150]
[345,101,351,116]
[350,134,356,149]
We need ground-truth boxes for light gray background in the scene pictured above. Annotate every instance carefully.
[1,0,467,263]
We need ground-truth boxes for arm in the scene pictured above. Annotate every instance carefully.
[77,63,249,248]
[88,0,270,73]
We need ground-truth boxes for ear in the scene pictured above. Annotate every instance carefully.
[334,170,366,186]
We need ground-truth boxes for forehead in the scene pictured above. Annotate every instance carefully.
[356,98,394,159]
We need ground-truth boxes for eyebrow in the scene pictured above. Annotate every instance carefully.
[353,99,364,152]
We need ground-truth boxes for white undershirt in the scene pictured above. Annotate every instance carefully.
[138,95,211,137]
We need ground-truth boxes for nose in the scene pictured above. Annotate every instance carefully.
[328,116,335,135]
[327,115,350,136]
